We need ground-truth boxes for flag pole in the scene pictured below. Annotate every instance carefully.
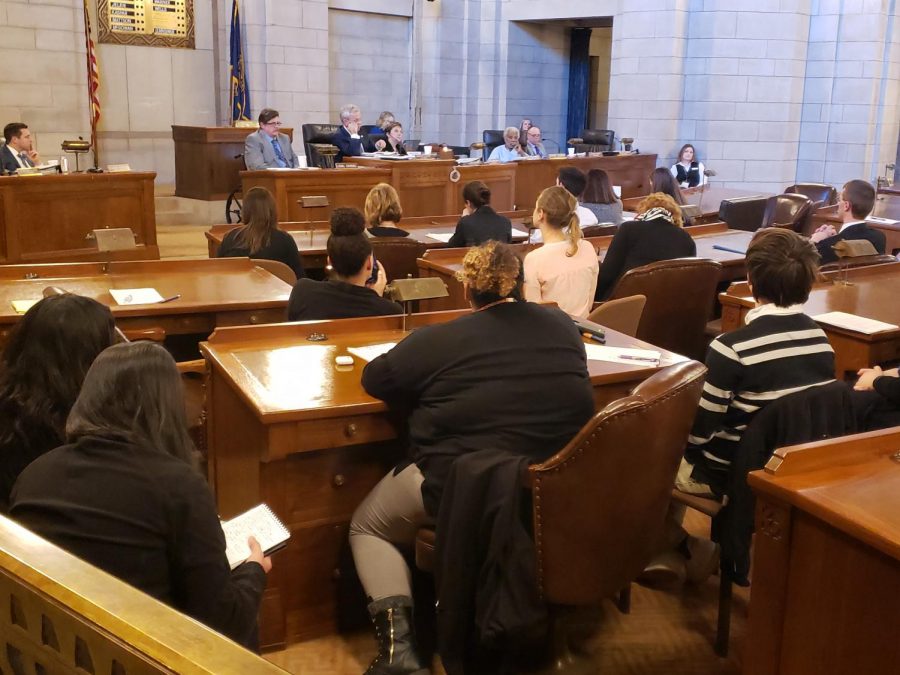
[83,0,100,170]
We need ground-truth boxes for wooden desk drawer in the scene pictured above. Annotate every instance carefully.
[266,443,398,525]
[119,314,213,336]
[216,308,285,328]
[268,414,399,457]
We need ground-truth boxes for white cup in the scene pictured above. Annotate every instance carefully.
[567,148,575,157]
[423,145,433,155]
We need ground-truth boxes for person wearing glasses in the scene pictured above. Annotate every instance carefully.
[243,108,301,170]
[524,126,548,158]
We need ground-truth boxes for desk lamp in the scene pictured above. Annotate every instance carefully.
[385,277,449,332]
[61,138,91,173]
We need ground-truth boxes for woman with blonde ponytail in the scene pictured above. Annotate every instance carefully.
[523,186,599,318]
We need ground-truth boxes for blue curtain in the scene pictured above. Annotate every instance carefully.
[566,28,592,142]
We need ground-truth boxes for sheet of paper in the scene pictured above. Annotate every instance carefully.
[621,211,637,220]
[347,342,397,362]
[426,232,454,243]
[867,216,899,225]
[584,343,661,366]
[812,311,899,334]
[222,504,291,570]
[109,288,164,305]
[10,299,39,314]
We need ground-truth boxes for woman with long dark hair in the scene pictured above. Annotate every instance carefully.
[581,168,624,224]
[670,143,706,188]
[217,186,305,279]
[10,342,271,649]
[447,181,513,247]
[0,294,116,511]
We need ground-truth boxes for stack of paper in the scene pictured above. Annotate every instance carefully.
[812,311,899,334]
[584,344,661,365]
[109,288,164,305]
[427,232,454,243]
[10,299,39,314]
[348,342,397,362]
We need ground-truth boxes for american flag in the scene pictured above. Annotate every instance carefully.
[83,0,100,125]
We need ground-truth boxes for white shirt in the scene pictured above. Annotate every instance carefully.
[576,204,599,226]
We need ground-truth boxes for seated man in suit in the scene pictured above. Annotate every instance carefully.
[243,108,301,170]
[524,126,548,158]
[1,122,40,174]
[809,179,885,264]
[332,103,365,162]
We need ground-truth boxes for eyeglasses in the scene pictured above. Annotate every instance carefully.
[264,121,283,127]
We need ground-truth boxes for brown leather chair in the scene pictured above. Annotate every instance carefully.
[819,254,897,273]
[416,362,707,670]
[761,193,813,233]
[785,182,837,206]
[580,224,618,238]
[531,361,706,670]
[253,259,297,286]
[586,294,646,337]
[370,237,428,283]
[607,258,722,361]
[718,196,768,232]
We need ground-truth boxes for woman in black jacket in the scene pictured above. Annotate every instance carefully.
[0,294,116,512]
[447,181,513,248]
[595,192,696,300]
[10,342,271,650]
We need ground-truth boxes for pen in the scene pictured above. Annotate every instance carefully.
[618,354,658,363]
[158,294,181,304]
[713,244,746,255]
[582,331,605,344]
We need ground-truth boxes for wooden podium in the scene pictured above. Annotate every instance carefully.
[746,428,900,675]
[0,172,158,263]
[172,126,294,201]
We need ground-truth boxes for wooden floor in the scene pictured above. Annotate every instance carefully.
[263,511,747,675]
[157,225,748,674]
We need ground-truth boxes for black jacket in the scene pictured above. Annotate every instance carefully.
[815,222,887,264]
[287,278,402,321]
[331,126,364,162]
[595,217,697,300]
[447,206,512,248]
[716,381,855,583]
[217,227,305,280]
[0,145,23,174]
[9,435,266,649]
[435,450,545,675]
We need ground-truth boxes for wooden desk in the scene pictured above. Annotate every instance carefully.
[622,186,770,225]
[241,167,393,223]
[172,125,294,201]
[418,225,753,313]
[200,313,690,647]
[348,157,517,214]
[0,258,290,347]
[745,428,900,675]
[0,172,158,263]
[205,211,532,271]
[719,262,900,377]
[810,192,900,254]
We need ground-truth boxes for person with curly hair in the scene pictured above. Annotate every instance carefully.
[594,191,696,300]
[349,241,594,673]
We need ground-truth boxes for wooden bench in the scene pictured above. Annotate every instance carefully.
[0,515,286,674]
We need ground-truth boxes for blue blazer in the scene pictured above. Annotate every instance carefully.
[0,145,22,174]
[332,126,364,162]
[815,222,887,264]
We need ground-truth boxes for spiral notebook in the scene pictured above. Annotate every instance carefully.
[222,504,291,570]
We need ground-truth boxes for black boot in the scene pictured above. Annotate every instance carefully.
[365,596,429,675]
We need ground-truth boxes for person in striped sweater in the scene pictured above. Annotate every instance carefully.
[678,227,836,496]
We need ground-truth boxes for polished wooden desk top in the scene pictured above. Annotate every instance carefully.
[201,311,689,425]
[749,428,900,562]
[720,262,900,343]
[0,258,291,324]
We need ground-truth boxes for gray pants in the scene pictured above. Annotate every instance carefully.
[349,463,432,601]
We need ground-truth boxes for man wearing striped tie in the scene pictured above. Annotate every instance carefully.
[1,123,40,174]
[243,108,301,170]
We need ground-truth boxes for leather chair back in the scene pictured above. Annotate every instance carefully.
[761,193,812,233]
[577,129,615,153]
[785,183,837,206]
[301,123,340,166]
[608,258,722,361]
[586,294,646,337]
[580,224,619,238]
[482,129,504,161]
[819,254,897,273]
[254,259,297,285]
[718,196,768,232]
[370,237,428,283]
[530,361,707,605]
